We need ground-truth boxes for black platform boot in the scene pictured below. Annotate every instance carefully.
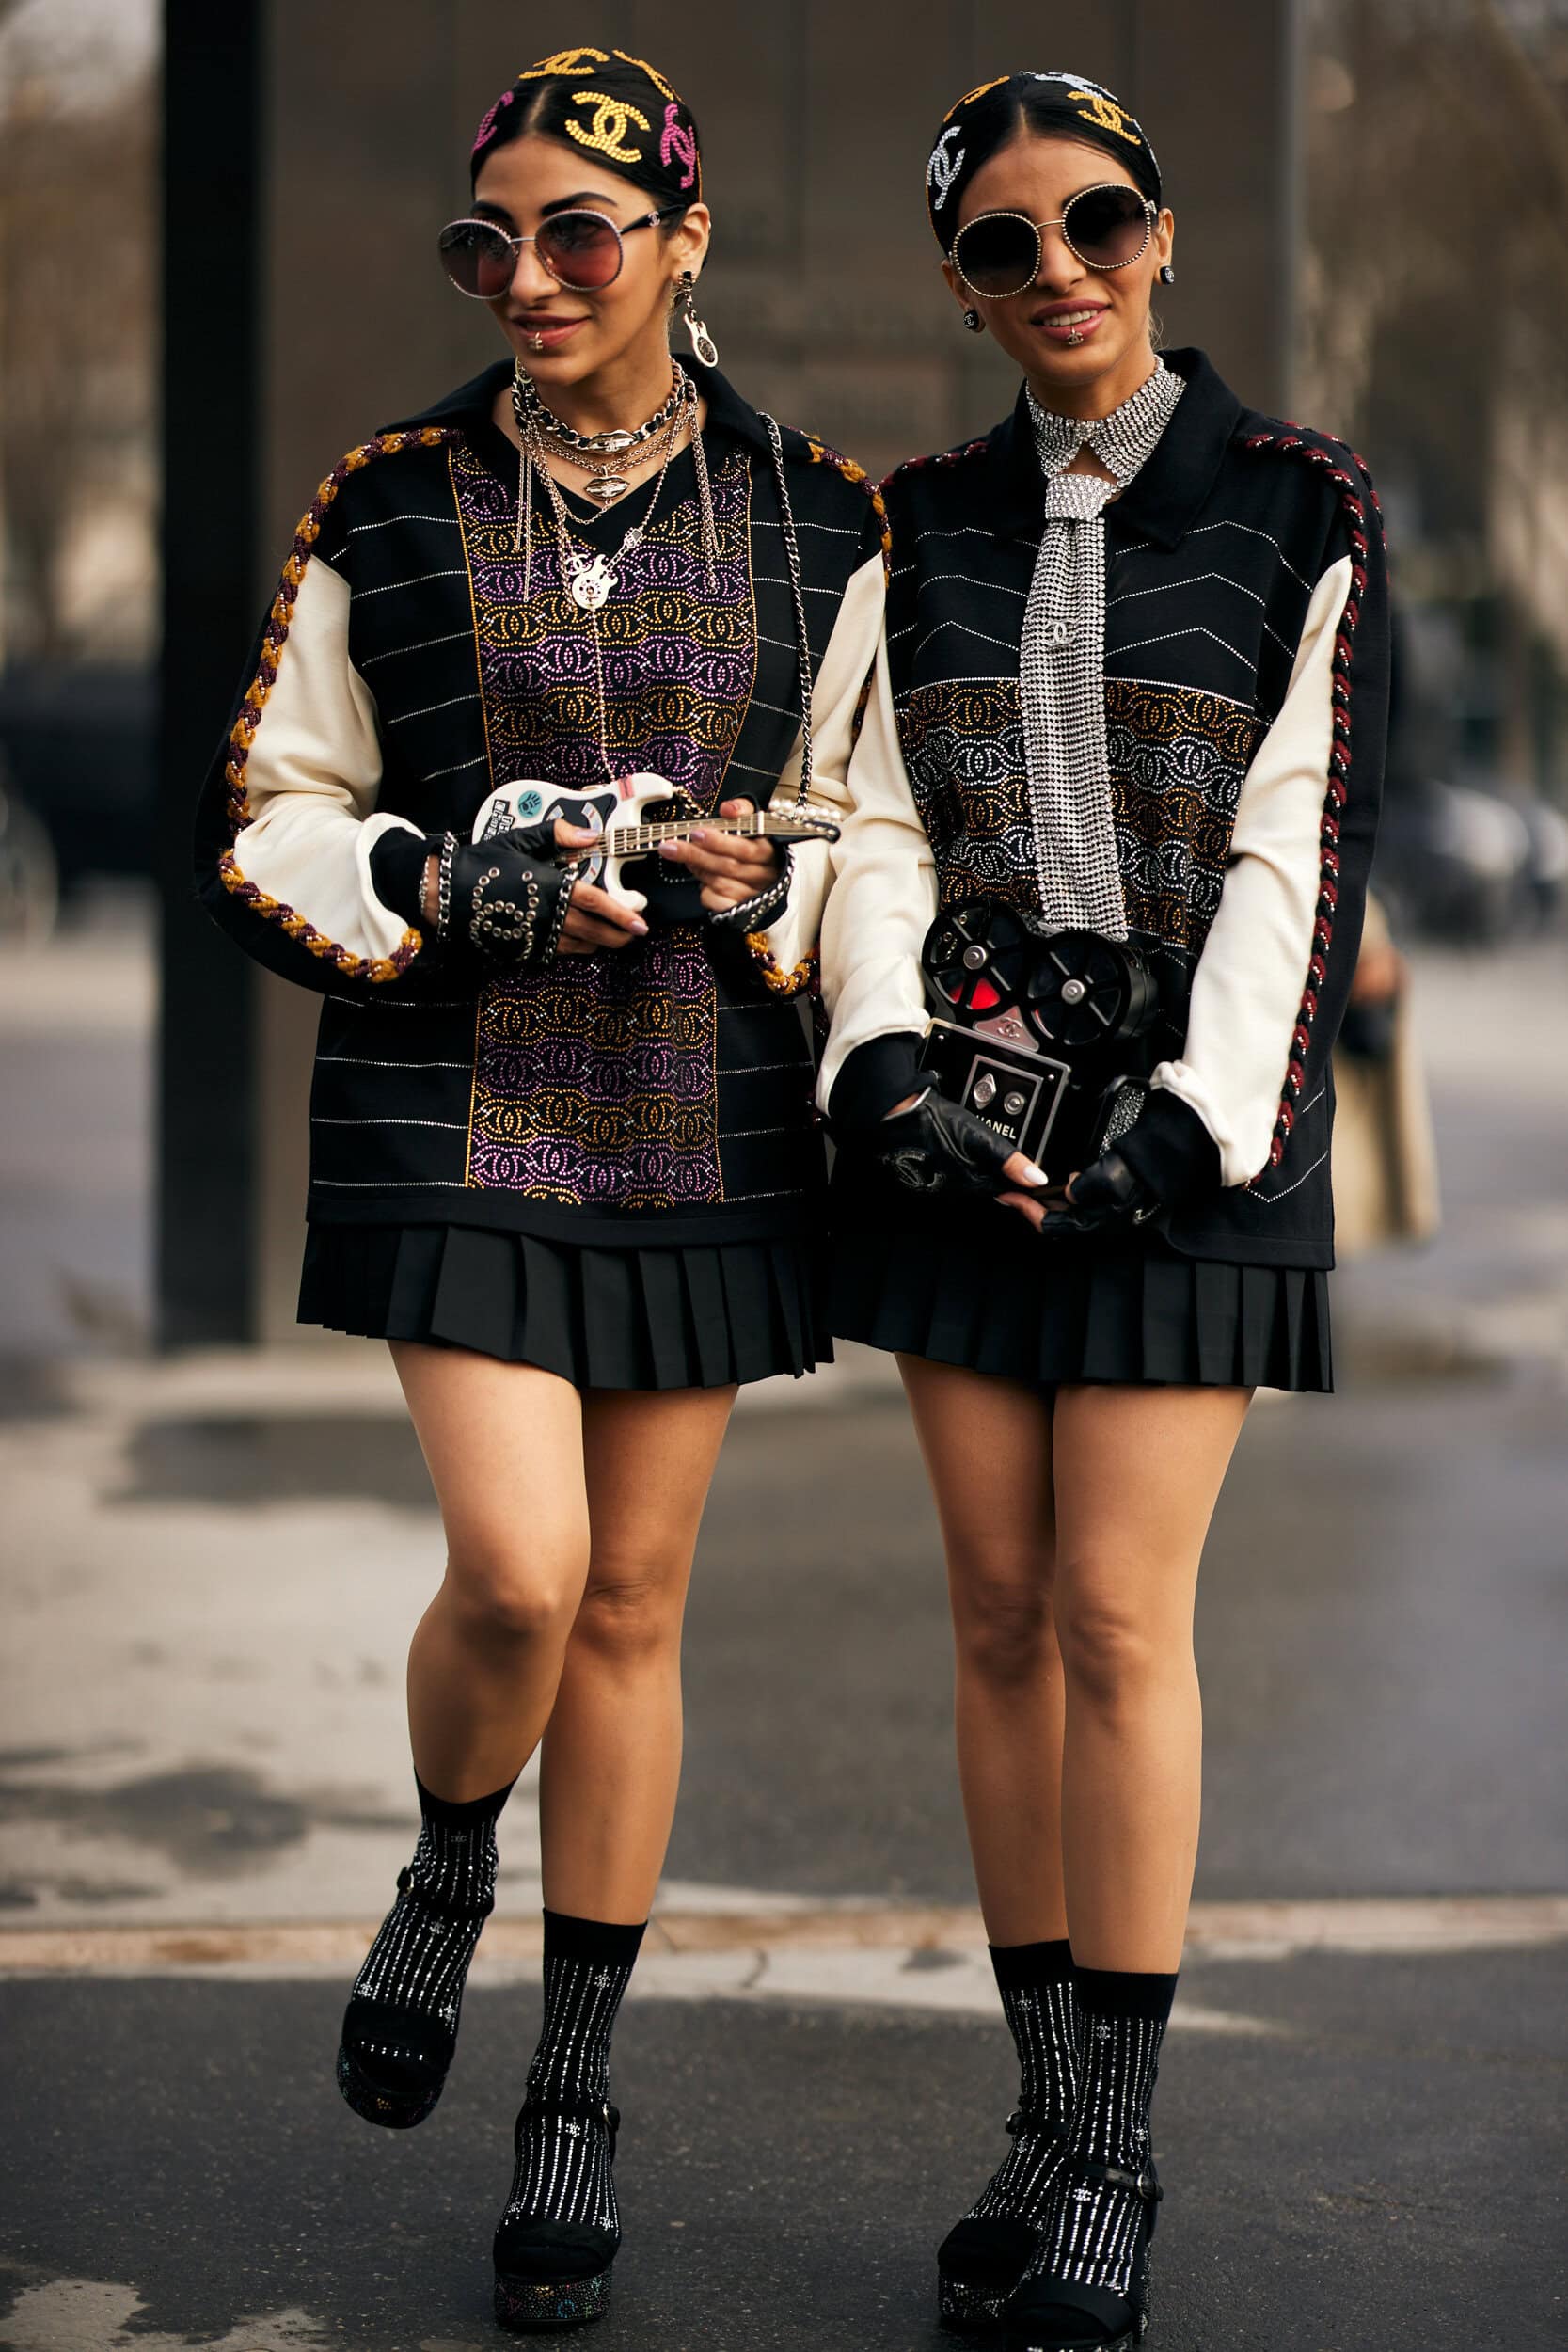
[938,1941,1080,2330]
[491,1910,644,2331]
[1003,1965,1174,2348]
[493,2095,621,2331]
[1002,2158,1162,2350]
[337,1775,512,2129]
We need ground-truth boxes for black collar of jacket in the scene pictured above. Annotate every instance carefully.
[380,356,783,455]
[984,346,1242,549]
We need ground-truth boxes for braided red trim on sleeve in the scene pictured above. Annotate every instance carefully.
[879,437,990,491]
[804,436,892,577]
[1241,427,1385,1169]
[217,425,459,983]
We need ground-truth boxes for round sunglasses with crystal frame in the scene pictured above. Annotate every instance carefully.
[952,184,1157,301]
[438,204,689,300]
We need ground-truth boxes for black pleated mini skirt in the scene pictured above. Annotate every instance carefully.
[829,1198,1331,1393]
[299,1222,832,1391]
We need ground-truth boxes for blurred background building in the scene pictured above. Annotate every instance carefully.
[0,0,1564,1351]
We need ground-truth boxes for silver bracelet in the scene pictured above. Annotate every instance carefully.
[436,832,457,938]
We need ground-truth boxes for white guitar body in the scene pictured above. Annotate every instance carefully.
[472,773,680,913]
[471,773,840,914]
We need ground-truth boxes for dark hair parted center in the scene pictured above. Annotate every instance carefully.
[926,71,1162,251]
[471,45,703,215]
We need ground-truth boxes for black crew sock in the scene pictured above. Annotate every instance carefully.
[498,1910,646,2247]
[339,1773,514,2113]
[964,1939,1080,2227]
[1029,1964,1178,2299]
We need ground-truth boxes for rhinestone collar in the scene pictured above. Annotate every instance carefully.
[1027,358,1185,494]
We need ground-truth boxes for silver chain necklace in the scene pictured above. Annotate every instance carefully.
[514,361,686,506]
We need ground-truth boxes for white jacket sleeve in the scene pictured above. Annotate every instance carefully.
[224,552,426,971]
[816,621,937,1109]
[729,548,886,996]
[1148,552,1354,1184]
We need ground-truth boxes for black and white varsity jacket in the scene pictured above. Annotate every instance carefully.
[819,349,1390,1270]
[192,361,886,1248]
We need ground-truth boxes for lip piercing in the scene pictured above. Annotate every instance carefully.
[1067,328,1084,346]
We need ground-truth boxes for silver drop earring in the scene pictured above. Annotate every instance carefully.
[961,307,984,334]
[677,270,719,368]
[1160,263,1177,285]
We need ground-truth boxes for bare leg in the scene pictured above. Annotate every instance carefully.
[1051,1381,1251,1971]
[391,1342,591,1802]
[539,1383,737,1924]
[898,1355,1067,1946]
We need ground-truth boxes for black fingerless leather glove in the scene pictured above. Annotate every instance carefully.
[870,1087,1022,1197]
[1038,1095,1221,1235]
[370,822,577,968]
[1037,1147,1160,1236]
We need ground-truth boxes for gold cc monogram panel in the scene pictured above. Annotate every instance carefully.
[566,89,651,164]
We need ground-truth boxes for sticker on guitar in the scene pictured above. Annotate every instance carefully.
[472,773,840,912]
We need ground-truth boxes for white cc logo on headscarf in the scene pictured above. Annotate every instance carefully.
[927,125,965,210]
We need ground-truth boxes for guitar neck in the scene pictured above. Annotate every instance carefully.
[605,813,831,853]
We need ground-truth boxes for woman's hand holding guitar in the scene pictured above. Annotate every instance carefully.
[553,821,650,956]
[657,797,781,914]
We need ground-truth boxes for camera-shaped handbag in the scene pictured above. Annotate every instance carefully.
[917,898,1159,1181]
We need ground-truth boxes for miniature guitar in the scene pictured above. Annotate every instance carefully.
[472,773,839,912]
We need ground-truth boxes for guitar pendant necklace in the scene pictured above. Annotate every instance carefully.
[566,550,619,612]
[514,384,692,776]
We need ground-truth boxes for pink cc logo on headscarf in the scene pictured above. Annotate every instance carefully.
[470,86,515,164]
[659,101,697,191]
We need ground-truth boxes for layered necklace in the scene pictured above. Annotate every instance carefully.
[516,363,687,506]
[509,359,721,780]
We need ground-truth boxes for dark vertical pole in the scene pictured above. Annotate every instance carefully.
[156,0,262,1343]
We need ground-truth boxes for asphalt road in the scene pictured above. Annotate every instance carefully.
[3,1946,1564,2352]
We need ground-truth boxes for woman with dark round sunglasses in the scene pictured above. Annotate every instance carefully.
[817,70,1388,2350]
[193,43,886,2336]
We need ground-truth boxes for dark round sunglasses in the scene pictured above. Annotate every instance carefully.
[437,204,687,299]
[952,184,1157,300]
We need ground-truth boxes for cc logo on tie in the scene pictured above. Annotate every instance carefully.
[566,88,651,165]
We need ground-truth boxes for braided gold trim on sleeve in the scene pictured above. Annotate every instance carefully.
[218,425,456,982]
[743,937,818,996]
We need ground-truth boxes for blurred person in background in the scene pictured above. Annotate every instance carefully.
[193,44,884,2336]
[817,71,1388,2350]
[1330,892,1440,1254]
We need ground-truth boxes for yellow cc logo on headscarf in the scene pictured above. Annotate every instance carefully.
[1069,87,1143,146]
[517,48,611,79]
[566,89,652,165]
